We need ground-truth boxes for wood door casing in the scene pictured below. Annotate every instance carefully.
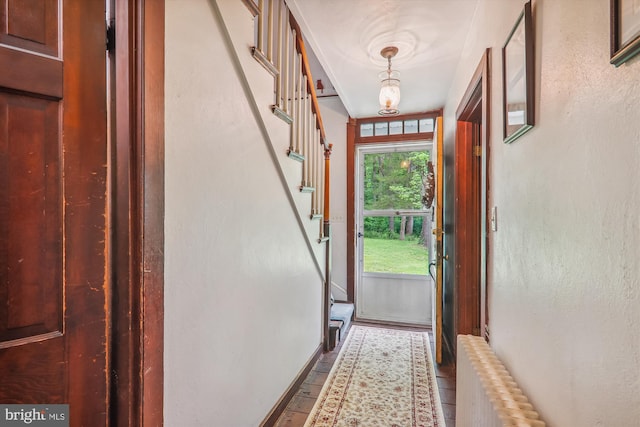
[446,48,490,355]
[110,1,165,424]
[346,117,357,302]
[0,0,110,423]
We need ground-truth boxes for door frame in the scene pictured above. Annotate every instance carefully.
[111,1,164,425]
[453,48,491,345]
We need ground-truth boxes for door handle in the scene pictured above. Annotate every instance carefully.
[428,262,436,280]
[436,253,449,262]
[357,232,364,238]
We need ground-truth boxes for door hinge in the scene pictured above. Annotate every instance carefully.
[106,20,115,52]
[474,145,482,157]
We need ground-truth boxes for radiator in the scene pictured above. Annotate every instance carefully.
[456,335,545,427]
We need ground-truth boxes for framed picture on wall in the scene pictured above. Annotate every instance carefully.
[611,0,640,66]
[502,1,534,144]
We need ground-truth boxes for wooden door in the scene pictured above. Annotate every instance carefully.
[0,0,109,424]
[432,116,444,364]
[454,120,481,338]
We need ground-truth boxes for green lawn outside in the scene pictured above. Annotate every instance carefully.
[364,237,429,275]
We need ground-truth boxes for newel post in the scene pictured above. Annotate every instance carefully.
[323,143,332,224]
[323,142,333,351]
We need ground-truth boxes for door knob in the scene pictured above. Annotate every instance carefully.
[357,232,364,238]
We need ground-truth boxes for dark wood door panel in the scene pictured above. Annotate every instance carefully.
[0,338,65,403]
[0,47,62,98]
[0,0,59,56]
[0,91,62,347]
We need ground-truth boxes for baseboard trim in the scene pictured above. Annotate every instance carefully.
[353,318,430,330]
[260,343,323,426]
[353,316,430,329]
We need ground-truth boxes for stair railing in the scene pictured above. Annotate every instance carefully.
[246,0,333,353]
[248,0,330,242]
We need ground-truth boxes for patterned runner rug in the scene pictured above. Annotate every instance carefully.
[304,325,446,427]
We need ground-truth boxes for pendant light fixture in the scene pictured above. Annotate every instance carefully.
[378,46,401,116]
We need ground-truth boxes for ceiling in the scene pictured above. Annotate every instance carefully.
[287,0,480,118]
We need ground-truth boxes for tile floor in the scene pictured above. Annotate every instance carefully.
[274,322,457,427]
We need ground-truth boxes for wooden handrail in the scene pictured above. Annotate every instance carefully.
[288,12,327,145]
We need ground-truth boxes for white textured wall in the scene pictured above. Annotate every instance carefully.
[319,97,349,301]
[164,0,323,425]
[444,1,640,425]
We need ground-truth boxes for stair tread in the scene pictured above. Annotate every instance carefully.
[330,303,354,322]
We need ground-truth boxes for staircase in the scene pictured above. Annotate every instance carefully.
[329,302,355,349]
[216,0,334,349]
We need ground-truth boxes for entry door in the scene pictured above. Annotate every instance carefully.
[431,116,444,363]
[0,1,110,423]
[356,143,433,325]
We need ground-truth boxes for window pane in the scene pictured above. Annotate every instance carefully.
[374,122,388,136]
[404,119,418,133]
[360,123,374,137]
[419,118,434,133]
[389,120,403,135]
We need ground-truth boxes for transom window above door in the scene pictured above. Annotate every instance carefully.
[354,112,439,144]
[360,117,434,138]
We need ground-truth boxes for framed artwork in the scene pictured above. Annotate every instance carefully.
[502,1,534,144]
[611,0,640,66]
